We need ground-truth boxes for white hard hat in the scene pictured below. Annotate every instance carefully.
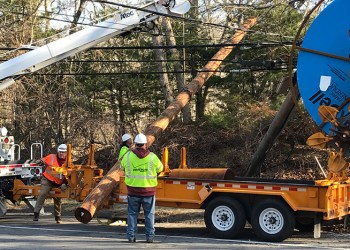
[121,133,132,142]
[57,144,67,152]
[134,133,147,144]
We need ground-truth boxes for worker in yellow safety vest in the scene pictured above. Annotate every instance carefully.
[33,144,68,223]
[120,133,164,243]
[118,133,133,160]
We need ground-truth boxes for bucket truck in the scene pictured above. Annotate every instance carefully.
[0,127,43,216]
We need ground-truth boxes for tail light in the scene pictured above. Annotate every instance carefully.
[2,137,11,150]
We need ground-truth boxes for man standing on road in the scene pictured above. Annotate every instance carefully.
[121,133,164,243]
[33,144,68,224]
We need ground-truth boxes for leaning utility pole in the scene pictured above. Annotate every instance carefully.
[75,17,257,224]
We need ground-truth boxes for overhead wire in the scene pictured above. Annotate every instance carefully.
[31,67,290,76]
[93,0,235,30]
[0,1,300,77]
[0,41,295,52]
[1,1,300,51]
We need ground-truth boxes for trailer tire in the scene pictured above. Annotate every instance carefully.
[251,199,295,242]
[204,196,246,238]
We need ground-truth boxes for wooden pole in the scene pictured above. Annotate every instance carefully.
[145,17,257,145]
[75,17,257,224]
[244,86,299,177]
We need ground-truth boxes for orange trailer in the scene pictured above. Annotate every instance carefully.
[12,145,350,242]
[110,147,350,242]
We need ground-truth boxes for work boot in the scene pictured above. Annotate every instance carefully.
[146,238,154,243]
[55,216,62,224]
[128,237,136,243]
[33,212,39,221]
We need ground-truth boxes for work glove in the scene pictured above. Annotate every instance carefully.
[36,160,46,171]
[60,184,68,192]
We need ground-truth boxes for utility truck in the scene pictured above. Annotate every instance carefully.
[0,127,43,216]
[4,0,350,243]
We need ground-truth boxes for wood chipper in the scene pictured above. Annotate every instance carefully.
[12,144,105,208]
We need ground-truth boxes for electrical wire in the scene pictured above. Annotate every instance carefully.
[0,41,295,52]
[30,67,291,76]
[3,7,297,41]
[0,1,300,78]
[93,0,235,30]
[1,0,302,57]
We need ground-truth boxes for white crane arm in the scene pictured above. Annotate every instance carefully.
[0,0,190,91]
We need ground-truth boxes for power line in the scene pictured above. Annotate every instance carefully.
[5,8,296,42]
[1,1,300,59]
[31,67,290,76]
[0,58,294,65]
[93,0,235,30]
[3,1,232,35]
[0,42,295,52]
[2,0,300,55]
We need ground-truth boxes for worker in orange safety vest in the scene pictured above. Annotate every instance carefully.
[33,144,68,223]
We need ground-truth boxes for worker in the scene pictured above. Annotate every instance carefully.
[120,133,164,243]
[33,144,68,224]
[118,133,133,160]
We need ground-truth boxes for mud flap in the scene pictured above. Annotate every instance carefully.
[0,196,7,216]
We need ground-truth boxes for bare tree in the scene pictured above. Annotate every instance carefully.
[151,19,174,107]
[162,17,192,123]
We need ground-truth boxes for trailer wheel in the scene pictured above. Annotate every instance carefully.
[251,199,295,242]
[204,196,246,238]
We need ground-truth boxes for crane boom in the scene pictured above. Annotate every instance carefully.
[0,0,190,91]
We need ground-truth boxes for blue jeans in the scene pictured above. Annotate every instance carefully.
[127,195,155,240]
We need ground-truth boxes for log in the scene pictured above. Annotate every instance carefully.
[75,166,123,223]
[75,17,257,224]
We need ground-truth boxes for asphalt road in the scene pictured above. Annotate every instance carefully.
[0,213,349,249]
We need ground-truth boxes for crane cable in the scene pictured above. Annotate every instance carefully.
[287,0,327,134]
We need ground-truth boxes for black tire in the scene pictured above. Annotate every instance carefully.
[204,196,246,238]
[295,217,314,232]
[251,199,295,242]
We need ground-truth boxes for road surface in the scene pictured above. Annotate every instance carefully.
[1,213,349,249]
